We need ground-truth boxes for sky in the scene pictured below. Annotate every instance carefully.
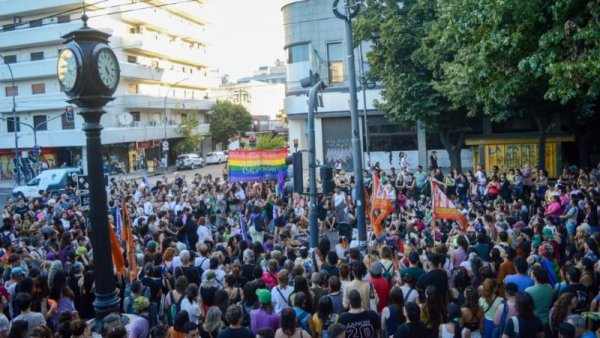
[204,0,285,81]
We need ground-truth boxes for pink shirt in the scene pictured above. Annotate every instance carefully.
[494,299,517,326]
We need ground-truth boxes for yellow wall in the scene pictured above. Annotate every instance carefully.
[483,143,559,177]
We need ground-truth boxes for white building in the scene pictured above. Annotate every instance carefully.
[282,0,473,171]
[0,0,216,178]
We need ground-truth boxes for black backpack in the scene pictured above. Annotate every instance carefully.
[253,215,265,232]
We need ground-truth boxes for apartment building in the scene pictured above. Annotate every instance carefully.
[0,0,216,178]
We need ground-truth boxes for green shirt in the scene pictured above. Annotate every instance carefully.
[400,266,426,283]
[525,283,553,325]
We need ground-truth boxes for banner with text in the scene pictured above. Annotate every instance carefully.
[228,148,288,182]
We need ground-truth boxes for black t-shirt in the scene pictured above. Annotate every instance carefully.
[503,315,543,338]
[175,265,201,286]
[416,269,448,301]
[339,310,380,338]
[242,264,255,283]
[217,327,254,338]
[562,283,589,314]
[141,277,163,303]
[394,321,428,338]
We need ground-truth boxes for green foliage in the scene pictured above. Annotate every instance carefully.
[174,113,203,154]
[255,134,286,150]
[209,101,253,147]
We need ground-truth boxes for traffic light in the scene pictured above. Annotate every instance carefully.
[249,135,256,148]
[285,152,303,194]
[320,166,335,195]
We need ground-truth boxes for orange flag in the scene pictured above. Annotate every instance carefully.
[431,181,469,231]
[371,174,393,238]
[109,225,126,277]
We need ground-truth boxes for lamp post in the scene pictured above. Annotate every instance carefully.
[0,55,20,185]
[57,14,121,325]
[163,77,190,168]
[333,0,367,249]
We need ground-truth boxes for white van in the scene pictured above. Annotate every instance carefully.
[12,168,80,199]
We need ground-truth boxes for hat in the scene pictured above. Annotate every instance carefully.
[47,199,56,207]
[46,252,56,260]
[542,227,554,239]
[36,213,45,220]
[370,262,383,276]
[10,267,23,277]
[146,241,159,250]
[513,221,526,229]
[133,296,150,313]
[256,288,271,304]
[205,271,217,280]
[76,246,88,256]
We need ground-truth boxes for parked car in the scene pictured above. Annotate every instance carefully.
[205,151,228,164]
[13,168,80,199]
[176,154,205,170]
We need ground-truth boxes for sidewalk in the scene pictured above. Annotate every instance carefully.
[0,166,178,189]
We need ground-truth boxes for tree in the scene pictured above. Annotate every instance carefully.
[255,134,286,150]
[174,113,203,154]
[354,0,472,170]
[209,101,253,148]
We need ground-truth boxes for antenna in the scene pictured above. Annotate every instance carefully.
[81,0,88,27]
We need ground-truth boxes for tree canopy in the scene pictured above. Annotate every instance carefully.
[209,101,253,148]
[174,113,203,154]
[255,134,286,150]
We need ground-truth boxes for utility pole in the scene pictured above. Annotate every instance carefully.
[0,55,20,185]
[333,0,367,250]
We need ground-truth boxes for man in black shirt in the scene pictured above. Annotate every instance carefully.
[218,304,254,338]
[560,266,589,314]
[416,253,449,302]
[339,289,380,338]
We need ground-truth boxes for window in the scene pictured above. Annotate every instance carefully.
[57,15,70,23]
[5,86,17,97]
[2,55,16,64]
[33,115,47,131]
[61,113,74,129]
[30,52,44,61]
[128,84,139,94]
[287,43,309,64]
[327,42,344,83]
[130,112,141,122]
[31,83,45,94]
[6,117,20,132]
[2,24,15,31]
[127,55,137,63]
[29,19,42,27]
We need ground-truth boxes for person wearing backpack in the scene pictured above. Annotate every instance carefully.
[163,275,188,326]
[129,296,151,338]
[309,297,339,338]
[249,207,265,243]
[292,292,312,334]
[501,292,543,338]
[493,283,518,338]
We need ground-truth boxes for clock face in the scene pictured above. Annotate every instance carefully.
[97,49,119,90]
[57,49,78,91]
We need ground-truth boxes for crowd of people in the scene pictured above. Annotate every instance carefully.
[1,158,600,338]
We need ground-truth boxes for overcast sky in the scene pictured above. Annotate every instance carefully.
[204,0,285,81]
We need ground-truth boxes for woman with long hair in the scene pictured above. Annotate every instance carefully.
[199,306,223,338]
[381,286,406,338]
[550,292,577,336]
[163,275,188,325]
[274,308,310,338]
[180,284,201,324]
[309,296,338,338]
[30,274,57,321]
[439,303,463,338]
[420,286,444,338]
[503,292,544,337]
[478,279,503,338]
[78,271,95,320]
[460,286,483,338]
[289,276,315,313]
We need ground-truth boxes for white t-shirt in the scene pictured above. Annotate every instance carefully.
[180,297,201,324]
[271,285,293,314]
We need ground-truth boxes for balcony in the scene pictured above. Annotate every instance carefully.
[120,63,214,89]
[3,59,56,81]
[0,93,70,114]
[146,0,206,25]
[0,21,80,51]
[121,3,206,43]
[119,94,214,111]
[0,0,80,18]
[121,33,208,67]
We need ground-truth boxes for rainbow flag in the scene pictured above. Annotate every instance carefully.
[228,148,288,182]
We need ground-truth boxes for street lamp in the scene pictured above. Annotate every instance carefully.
[162,77,190,168]
[333,0,367,249]
[0,54,20,185]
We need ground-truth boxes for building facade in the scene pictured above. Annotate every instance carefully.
[0,0,216,179]
[282,0,473,171]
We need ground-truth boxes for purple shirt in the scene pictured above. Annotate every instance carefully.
[128,312,150,338]
[250,308,280,334]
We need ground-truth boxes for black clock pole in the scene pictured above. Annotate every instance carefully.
[59,15,121,325]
